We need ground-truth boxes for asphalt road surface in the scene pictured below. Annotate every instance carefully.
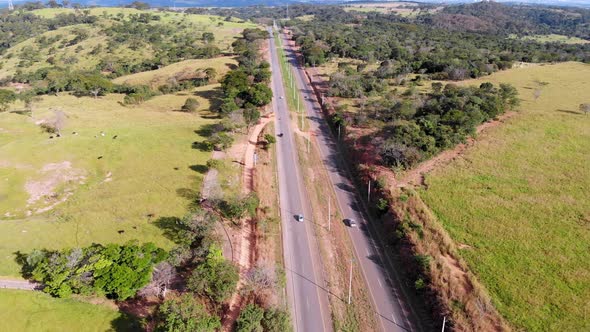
[279,31,421,332]
[267,27,332,332]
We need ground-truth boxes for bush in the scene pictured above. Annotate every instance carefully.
[206,159,222,169]
[23,242,167,300]
[236,304,264,332]
[264,133,276,144]
[187,245,239,303]
[262,308,291,332]
[181,97,200,112]
[379,141,422,169]
[155,294,221,332]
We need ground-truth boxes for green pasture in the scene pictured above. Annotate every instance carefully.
[421,62,590,331]
[0,91,218,277]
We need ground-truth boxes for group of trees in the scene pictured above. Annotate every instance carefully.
[236,303,291,332]
[198,28,273,151]
[101,17,221,77]
[220,28,273,115]
[0,11,97,55]
[427,2,590,40]
[21,242,167,300]
[375,82,519,168]
[287,4,589,79]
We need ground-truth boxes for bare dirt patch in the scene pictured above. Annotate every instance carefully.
[24,161,86,212]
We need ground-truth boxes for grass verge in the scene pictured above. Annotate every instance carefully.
[273,31,307,131]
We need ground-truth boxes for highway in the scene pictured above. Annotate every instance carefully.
[267,28,332,332]
[278,30,421,332]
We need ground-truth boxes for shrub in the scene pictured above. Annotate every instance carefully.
[181,97,200,112]
[264,133,276,144]
[236,304,264,332]
[187,245,239,303]
[262,308,291,332]
[155,294,220,332]
[206,159,222,169]
[23,242,167,300]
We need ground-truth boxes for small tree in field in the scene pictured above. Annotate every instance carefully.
[181,98,200,112]
[0,89,16,112]
[580,103,590,116]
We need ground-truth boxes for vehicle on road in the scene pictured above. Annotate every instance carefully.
[278,133,284,137]
[345,219,357,227]
[280,96,284,99]
[296,214,304,222]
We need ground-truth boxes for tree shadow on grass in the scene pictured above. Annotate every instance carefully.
[193,86,223,111]
[110,312,143,332]
[153,216,184,244]
[189,164,209,174]
[194,123,224,137]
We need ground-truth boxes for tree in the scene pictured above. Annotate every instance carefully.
[187,245,238,303]
[139,261,175,299]
[202,32,215,44]
[24,242,167,300]
[0,89,17,112]
[236,303,264,332]
[127,1,150,10]
[264,134,276,145]
[579,103,590,116]
[155,294,221,332]
[181,98,200,112]
[379,140,422,169]
[20,92,42,116]
[262,308,291,332]
[243,106,260,130]
[204,67,217,83]
[243,265,276,296]
[246,84,272,107]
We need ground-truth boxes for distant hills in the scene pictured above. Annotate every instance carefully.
[2,0,590,9]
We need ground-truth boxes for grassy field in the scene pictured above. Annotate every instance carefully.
[0,289,138,331]
[113,57,237,87]
[509,33,590,44]
[420,62,590,331]
[31,8,257,50]
[0,9,256,80]
[0,91,218,277]
[342,2,438,17]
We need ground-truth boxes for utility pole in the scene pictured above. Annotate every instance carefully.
[338,124,341,141]
[441,316,446,332]
[348,258,354,304]
[328,199,331,231]
[367,180,371,202]
[300,113,304,131]
[307,136,310,153]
